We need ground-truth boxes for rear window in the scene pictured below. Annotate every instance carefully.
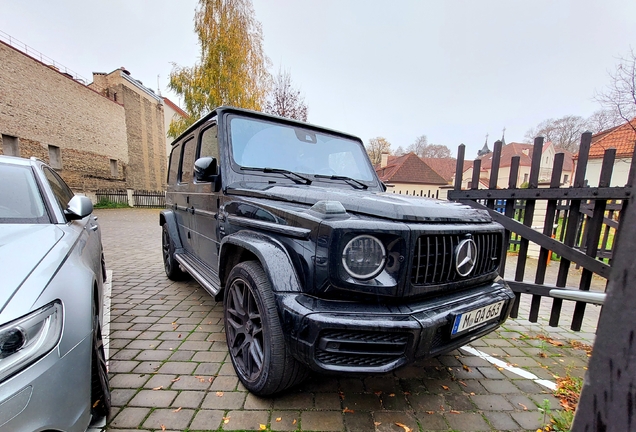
[0,163,49,224]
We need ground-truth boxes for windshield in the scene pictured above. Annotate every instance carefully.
[0,163,49,224]
[229,116,376,182]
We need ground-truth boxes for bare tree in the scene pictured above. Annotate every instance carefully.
[524,115,588,152]
[393,145,406,156]
[595,48,636,133]
[366,137,392,165]
[421,144,452,158]
[406,135,428,156]
[586,109,624,133]
[264,67,308,121]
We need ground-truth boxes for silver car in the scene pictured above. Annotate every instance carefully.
[0,156,110,431]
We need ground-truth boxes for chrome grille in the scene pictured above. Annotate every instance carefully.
[410,233,501,285]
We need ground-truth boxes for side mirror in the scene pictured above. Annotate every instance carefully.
[194,157,218,182]
[194,157,221,191]
[65,195,93,220]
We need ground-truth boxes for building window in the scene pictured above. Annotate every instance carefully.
[563,174,569,184]
[2,135,19,157]
[48,145,62,169]
[110,159,118,177]
[523,173,529,183]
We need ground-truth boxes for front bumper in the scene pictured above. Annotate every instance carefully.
[278,279,514,373]
[0,334,92,432]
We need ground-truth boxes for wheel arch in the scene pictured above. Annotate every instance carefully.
[219,231,302,294]
[160,210,183,249]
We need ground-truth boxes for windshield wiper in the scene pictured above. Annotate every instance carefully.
[241,167,312,185]
[314,174,368,189]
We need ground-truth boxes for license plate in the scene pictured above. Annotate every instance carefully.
[451,300,505,336]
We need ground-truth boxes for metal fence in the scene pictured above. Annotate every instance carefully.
[95,189,165,208]
[448,133,635,331]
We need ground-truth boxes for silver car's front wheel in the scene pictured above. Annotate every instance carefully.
[91,306,111,418]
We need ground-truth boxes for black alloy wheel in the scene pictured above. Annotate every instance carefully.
[162,224,187,280]
[224,261,308,395]
[90,308,111,418]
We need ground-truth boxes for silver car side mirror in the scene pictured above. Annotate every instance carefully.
[65,195,93,220]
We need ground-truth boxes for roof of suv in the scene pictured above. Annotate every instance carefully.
[0,155,36,167]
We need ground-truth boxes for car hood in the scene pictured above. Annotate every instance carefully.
[226,183,491,223]
[0,225,64,313]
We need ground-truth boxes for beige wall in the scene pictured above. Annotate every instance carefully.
[0,41,128,191]
[385,182,444,199]
[585,158,633,187]
[163,103,180,155]
[90,70,167,190]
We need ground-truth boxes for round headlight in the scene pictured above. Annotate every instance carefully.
[342,235,386,280]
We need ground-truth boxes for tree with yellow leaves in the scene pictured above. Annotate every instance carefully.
[168,0,271,138]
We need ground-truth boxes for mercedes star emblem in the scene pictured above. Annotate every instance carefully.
[455,238,478,277]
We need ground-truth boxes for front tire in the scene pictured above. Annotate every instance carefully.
[162,224,187,280]
[224,261,308,395]
[91,311,111,418]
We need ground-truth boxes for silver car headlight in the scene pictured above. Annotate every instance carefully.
[342,235,386,280]
[0,301,63,382]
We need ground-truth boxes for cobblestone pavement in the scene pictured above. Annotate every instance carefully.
[97,208,598,432]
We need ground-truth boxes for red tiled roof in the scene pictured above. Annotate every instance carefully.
[586,119,636,159]
[163,97,189,118]
[375,153,448,185]
[479,142,534,169]
[420,157,462,183]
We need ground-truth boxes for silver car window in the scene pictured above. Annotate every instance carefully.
[0,163,49,224]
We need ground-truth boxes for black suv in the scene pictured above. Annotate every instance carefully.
[160,107,514,395]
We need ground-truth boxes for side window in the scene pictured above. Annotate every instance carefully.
[199,124,219,161]
[43,167,74,214]
[167,144,181,183]
[179,138,196,183]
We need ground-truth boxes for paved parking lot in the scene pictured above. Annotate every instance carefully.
[97,208,598,432]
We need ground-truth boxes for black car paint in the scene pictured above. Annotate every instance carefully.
[161,106,514,375]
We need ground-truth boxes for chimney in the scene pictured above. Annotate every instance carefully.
[381,152,389,168]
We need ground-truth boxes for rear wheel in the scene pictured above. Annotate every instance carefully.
[90,309,111,418]
[162,224,187,280]
[224,261,308,395]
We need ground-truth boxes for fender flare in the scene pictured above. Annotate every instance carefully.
[159,210,183,250]
[219,230,302,293]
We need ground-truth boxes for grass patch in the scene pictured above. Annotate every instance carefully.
[93,198,130,209]
[540,371,584,431]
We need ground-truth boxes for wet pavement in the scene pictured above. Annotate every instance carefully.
[96,208,598,431]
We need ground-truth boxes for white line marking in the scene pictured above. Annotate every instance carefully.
[461,345,557,391]
[102,270,112,362]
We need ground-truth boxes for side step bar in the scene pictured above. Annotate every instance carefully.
[174,253,221,296]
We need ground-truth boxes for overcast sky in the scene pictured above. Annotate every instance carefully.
[1,0,634,158]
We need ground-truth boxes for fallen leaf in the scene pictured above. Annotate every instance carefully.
[223,417,230,424]
[338,391,345,400]
[343,408,355,414]
[512,363,519,367]
[259,424,266,430]
[462,364,471,372]
[275,417,282,422]
[92,400,100,408]
[374,391,382,396]
[426,411,435,414]
[292,419,297,425]
[538,352,548,358]
[496,367,503,371]
[459,381,467,387]
[152,386,163,391]
[172,322,176,325]
[395,422,412,432]
[403,391,411,396]
[374,422,381,426]
[161,426,166,432]
[439,405,445,411]
[450,410,460,414]
[208,321,212,324]
[216,391,224,397]
[209,377,214,382]
[178,333,182,338]
[519,403,528,410]
[195,376,204,379]
[173,407,182,413]
[441,385,450,390]
[470,392,475,396]
[389,393,395,397]
[171,377,180,382]
[199,378,205,382]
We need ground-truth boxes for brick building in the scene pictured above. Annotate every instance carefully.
[0,39,167,193]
